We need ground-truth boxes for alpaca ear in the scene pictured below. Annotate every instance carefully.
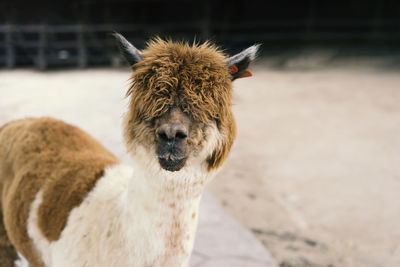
[113,33,143,67]
[227,44,260,80]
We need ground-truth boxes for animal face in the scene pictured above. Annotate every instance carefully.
[115,34,259,172]
[155,107,191,172]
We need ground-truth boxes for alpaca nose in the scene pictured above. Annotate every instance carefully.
[156,124,188,142]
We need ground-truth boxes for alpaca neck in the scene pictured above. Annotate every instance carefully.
[121,162,210,266]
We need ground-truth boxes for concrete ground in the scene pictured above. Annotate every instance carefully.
[208,54,400,267]
[192,192,277,267]
[0,69,277,267]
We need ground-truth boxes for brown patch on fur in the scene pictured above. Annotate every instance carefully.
[162,215,187,264]
[207,116,236,170]
[191,212,196,219]
[0,123,19,267]
[0,118,119,265]
[152,199,196,266]
[0,210,18,267]
[123,38,236,170]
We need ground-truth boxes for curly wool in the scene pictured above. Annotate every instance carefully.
[128,38,231,121]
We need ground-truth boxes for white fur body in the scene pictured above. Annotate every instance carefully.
[14,253,28,267]
[25,129,220,267]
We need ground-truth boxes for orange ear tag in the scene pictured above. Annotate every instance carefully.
[229,65,239,74]
[239,70,253,78]
[240,70,253,78]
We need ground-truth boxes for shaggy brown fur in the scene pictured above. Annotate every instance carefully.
[0,118,119,266]
[0,123,20,267]
[124,38,236,170]
[0,211,18,267]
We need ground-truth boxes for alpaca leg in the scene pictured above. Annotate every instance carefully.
[0,212,19,267]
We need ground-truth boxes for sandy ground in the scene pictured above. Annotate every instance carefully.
[1,56,399,267]
[208,57,400,267]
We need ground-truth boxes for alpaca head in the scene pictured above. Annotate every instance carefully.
[115,34,259,174]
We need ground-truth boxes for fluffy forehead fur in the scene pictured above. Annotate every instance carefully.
[128,38,232,122]
[125,38,236,170]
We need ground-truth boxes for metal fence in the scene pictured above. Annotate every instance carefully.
[1,20,400,69]
[0,25,122,69]
[0,23,216,69]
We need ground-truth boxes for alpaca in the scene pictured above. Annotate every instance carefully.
[0,34,259,267]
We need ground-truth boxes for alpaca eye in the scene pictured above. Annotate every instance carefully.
[148,118,157,127]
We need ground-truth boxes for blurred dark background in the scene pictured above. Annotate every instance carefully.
[1,0,399,69]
